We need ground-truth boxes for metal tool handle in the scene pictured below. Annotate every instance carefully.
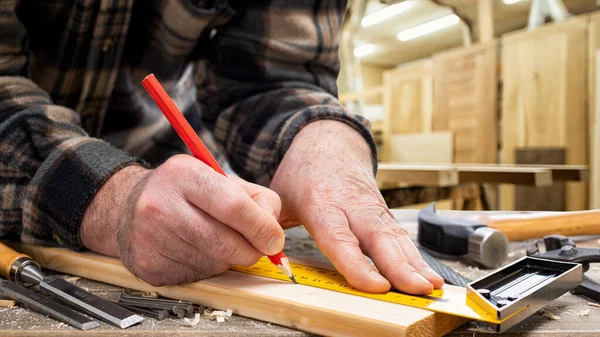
[571,275,600,302]
[0,242,30,281]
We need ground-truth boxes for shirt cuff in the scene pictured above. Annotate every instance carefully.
[21,137,147,250]
[273,104,378,177]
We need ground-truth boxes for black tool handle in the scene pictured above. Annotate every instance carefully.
[417,203,485,256]
[571,275,600,303]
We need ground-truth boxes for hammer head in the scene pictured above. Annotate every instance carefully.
[418,203,508,269]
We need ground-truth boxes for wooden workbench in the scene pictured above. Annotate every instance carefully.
[1,209,600,336]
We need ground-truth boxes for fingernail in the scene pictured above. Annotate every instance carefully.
[421,266,442,282]
[412,271,433,287]
[370,270,388,283]
[267,236,285,255]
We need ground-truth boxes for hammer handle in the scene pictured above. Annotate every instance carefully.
[487,210,600,241]
[0,242,29,281]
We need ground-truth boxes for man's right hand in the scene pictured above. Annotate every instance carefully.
[80,155,284,286]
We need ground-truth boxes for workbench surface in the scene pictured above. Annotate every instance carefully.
[1,209,600,336]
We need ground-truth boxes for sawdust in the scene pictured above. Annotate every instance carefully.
[63,276,81,284]
[588,302,600,308]
[0,300,16,308]
[540,310,561,320]
[580,309,591,317]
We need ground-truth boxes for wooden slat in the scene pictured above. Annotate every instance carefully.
[432,41,498,164]
[13,244,469,337]
[477,0,494,42]
[382,59,434,161]
[500,17,588,210]
[376,163,459,187]
[378,163,556,187]
[589,12,600,208]
[453,163,589,181]
[390,131,454,164]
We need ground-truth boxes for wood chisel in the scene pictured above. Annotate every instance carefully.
[0,242,144,329]
[0,279,99,330]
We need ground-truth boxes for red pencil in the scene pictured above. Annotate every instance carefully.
[141,74,297,284]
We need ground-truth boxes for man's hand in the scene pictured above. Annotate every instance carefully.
[270,120,444,294]
[80,155,284,286]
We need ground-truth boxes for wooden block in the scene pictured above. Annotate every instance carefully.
[390,131,454,164]
[376,163,459,187]
[500,17,588,211]
[432,41,498,164]
[13,244,469,337]
[515,148,565,211]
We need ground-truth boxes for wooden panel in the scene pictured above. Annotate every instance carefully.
[457,166,553,187]
[382,59,434,161]
[376,163,459,187]
[432,41,498,164]
[390,131,454,163]
[500,17,588,211]
[13,244,468,337]
[515,148,566,211]
[589,13,600,208]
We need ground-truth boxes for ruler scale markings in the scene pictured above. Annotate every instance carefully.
[231,257,518,324]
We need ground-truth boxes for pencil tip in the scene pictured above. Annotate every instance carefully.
[290,275,298,284]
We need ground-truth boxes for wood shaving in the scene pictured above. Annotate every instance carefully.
[541,310,561,320]
[588,302,600,308]
[182,313,201,327]
[0,300,16,308]
[580,309,591,317]
[208,309,232,323]
[64,276,81,284]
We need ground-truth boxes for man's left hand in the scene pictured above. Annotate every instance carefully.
[270,120,444,294]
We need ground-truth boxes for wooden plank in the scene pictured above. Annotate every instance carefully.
[390,131,454,164]
[376,163,459,187]
[593,50,600,208]
[13,244,468,337]
[455,163,589,181]
[432,41,498,164]
[500,17,588,210]
[339,86,384,103]
[477,0,494,42]
[587,14,600,209]
[515,148,566,211]
[378,163,553,187]
[382,59,434,161]
[457,166,552,187]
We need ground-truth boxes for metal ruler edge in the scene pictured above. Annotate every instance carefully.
[231,257,523,324]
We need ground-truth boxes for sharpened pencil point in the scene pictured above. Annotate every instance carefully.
[290,275,298,284]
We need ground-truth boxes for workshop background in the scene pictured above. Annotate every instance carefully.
[339,0,600,212]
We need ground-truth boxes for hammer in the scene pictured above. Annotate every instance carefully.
[418,203,509,269]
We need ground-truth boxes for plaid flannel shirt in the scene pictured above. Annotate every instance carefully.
[0,0,376,249]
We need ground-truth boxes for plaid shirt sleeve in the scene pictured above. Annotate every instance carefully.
[196,0,378,186]
[0,0,144,249]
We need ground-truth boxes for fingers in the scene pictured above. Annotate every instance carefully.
[394,230,445,289]
[349,210,435,295]
[228,175,282,220]
[162,155,285,256]
[307,210,391,293]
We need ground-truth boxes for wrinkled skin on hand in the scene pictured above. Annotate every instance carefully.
[270,120,444,294]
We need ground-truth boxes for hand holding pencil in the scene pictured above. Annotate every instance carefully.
[141,74,296,283]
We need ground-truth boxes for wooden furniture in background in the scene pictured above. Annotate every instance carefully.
[382,59,434,161]
[432,41,498,164]
[515,148,566,211]
[590,11,600,208]
[501,17,588,211]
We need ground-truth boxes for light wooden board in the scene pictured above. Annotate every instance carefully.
[390,131,454,164]
[432,41,498,164]
[376,163,459,187]
[590,12,600,208]
[453,163,588,182]
[13,244,468,337]
[500,17,588,211]
[377,163,553,187]
[382,59,434,161]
